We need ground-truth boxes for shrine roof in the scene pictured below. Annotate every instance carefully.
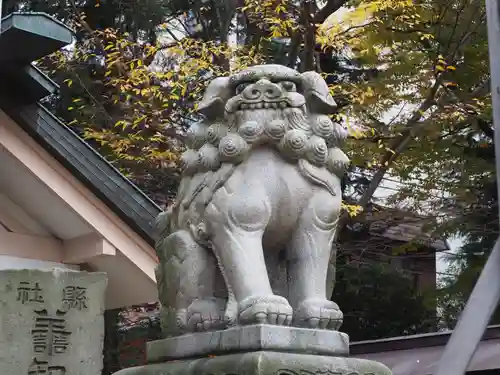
[344,203,450,251]
[351,325,500,375]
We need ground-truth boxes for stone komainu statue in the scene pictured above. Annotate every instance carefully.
[155,64,350,337]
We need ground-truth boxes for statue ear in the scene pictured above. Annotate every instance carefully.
[197,77,231,120]
[301,71,337,114]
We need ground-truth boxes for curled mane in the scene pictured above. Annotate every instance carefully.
[180,67,350,178]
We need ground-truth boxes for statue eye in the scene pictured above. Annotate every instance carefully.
[236,83,249,94]
[280,81,296,92]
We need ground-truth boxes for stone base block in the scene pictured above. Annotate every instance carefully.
[113,351,392,375]
[147,325,349,362]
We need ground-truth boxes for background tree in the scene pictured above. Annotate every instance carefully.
[335,260,436,341]
[436,129,499,329]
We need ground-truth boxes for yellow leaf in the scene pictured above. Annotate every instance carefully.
[133,115,147,127]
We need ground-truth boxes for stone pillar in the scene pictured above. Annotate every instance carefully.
[0,268,107,375]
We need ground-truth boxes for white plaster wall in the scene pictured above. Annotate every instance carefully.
[0,255,79,270]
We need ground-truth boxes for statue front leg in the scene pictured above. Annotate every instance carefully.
[156,229,227,334]
[206,186,293,326]
[287,189,343,330]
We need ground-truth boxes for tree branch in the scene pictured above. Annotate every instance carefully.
[287,31,303,68]
[355,79,442,209]
[301,0,316,72]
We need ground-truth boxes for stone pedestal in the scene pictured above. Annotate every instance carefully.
[0,268,107,375]
[115,351,391,375]
[113,325,391,375]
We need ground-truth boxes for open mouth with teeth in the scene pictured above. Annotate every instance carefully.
[238,101,292,110]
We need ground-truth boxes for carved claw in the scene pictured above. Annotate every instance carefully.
[182,298,228,332]
[293,298,343,330]
[238,295,293,326]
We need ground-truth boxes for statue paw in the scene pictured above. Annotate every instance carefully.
[184,298,228,332]
[238,295,293,326]
[293,298,343,330]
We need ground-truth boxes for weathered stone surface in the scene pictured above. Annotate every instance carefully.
[113,351,392,375]
[155,64,350,337]
[113,64,391,375]
[147,325,350,362]
[0,268,107,375]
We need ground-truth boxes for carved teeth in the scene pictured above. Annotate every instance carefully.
[239,101,289,110]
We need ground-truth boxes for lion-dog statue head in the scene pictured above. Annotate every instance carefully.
[180,64,350,179]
